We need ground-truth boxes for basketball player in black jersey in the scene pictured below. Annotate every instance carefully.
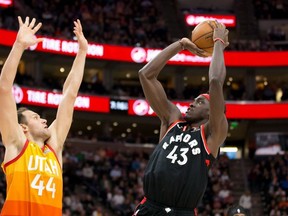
[133,21,229,216]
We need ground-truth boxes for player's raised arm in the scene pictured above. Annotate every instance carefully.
[48,19,88,155]
[206,21,229,157]
[0,17,42,147]
[139,40,203,128]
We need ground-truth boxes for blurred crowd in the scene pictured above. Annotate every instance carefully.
[0,0,288,50]
[253,0,288,19]
[248,153,288,215]
[1,0,170,48]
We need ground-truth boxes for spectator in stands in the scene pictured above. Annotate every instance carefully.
[133,21,229,215]
[267,26,286,41]
[218,184,233,205]
[82,162,95,182]
[239,190,252,215]
[248,154,288,215]
[281,83,288,101]
[0,16,88,215]
[269,205,281,216]
[110,164,122,181]
[110,187,125,212]
[13,0,171,48]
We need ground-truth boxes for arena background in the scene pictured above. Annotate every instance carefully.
[0,0,288,215]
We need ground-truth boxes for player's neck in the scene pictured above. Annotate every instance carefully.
[189,119,207,128]
[26,134,46,148]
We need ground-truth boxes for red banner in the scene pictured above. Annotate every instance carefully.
[0,0,12,7]
[1,29,288,67]
[225,102,288,119]
[13,85,110,113]
[185,14,236,27]
[128,99,288,119]
[9,85,288,119]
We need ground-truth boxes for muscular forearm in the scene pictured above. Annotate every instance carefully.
[209,41,226,85]
[63,49,87,96]
[0,43,25,91]
[139,41,182,78]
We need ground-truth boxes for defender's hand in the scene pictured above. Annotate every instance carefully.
[16,16,43,50]
[73,19,88,52]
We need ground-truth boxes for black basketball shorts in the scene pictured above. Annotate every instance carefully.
[133,197,197,216]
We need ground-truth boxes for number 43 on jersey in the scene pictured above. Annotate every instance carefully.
[166,146,201,165]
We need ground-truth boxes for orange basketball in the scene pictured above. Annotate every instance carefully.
[191,20,217,57]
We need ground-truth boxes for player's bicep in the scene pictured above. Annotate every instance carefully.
[206,79,228,155]
[205,117,227,157]
[208,79,225,129]
[49,101,73,150]
[0,93,24,145]
[139,74,180,122]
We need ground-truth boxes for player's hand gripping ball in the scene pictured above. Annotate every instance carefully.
[191,20,217,57]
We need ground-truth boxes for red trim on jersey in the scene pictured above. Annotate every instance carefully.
[200,125,210,154]
[159,120,185,143]
[140,197,147,204]
[46,144,62,168]
[133,197,147,215]
[41,144,45,152]
[3,139,29,172]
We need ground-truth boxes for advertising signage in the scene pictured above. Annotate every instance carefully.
[0,0,13,8]
[13,85,110,113]
[110,99,129,113]
[128,99,288,119]
[10,85,288,119]
[1,29,288,67]
[185,14,236,27]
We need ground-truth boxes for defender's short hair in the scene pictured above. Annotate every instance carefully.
[17,107,29,124]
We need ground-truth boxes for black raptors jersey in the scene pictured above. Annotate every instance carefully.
[143,121,216,210]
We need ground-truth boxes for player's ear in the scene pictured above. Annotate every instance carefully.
[20,123,28,132]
